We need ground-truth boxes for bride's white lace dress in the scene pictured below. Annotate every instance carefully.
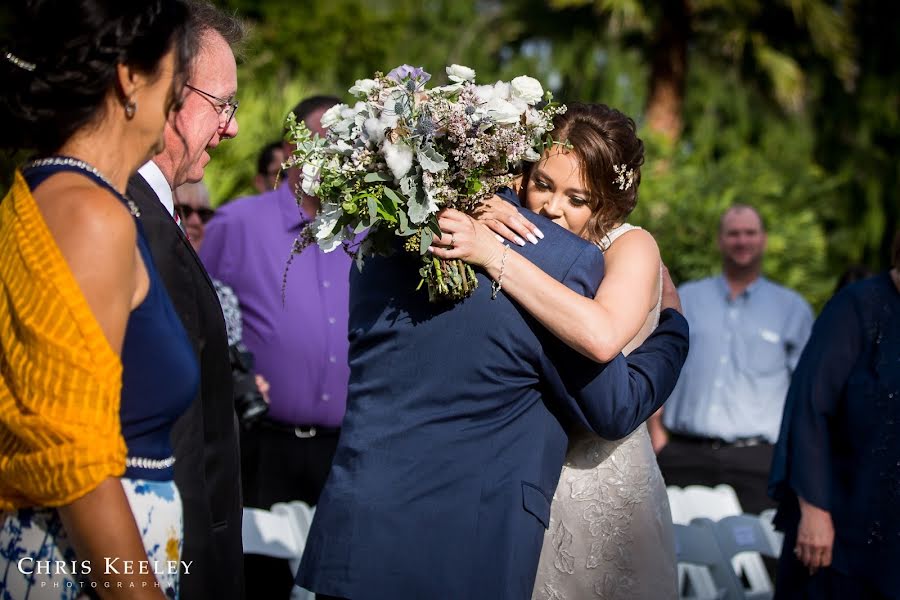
[531,224,677,600]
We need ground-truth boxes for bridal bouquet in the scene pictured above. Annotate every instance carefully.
[285,64,565,302]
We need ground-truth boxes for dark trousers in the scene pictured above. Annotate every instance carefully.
[656,434,776,515]
[241,421,340,600]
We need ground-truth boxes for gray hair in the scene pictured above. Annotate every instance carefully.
[186,0,247,63]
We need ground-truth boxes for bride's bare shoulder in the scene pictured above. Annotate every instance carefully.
[603,227,660,265]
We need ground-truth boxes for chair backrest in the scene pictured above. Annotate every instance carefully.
[712,515,780,560]
[668,486,782,599]
[674,519,744,599]
[669,484,743,524]
[241,501,317,561]
[242,506,303,559]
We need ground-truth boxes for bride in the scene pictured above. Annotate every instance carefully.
[432,102,677,599]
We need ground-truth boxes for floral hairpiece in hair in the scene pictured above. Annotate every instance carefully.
[4,52,36,72]
[612,163,634,191]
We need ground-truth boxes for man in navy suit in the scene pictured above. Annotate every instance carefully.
[296,191,689,599]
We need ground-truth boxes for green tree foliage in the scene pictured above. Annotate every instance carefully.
[203,0,898,308]
[0,1,893,309]
[635,56,839,307]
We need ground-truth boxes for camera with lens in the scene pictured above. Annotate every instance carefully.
[229,342,268,428]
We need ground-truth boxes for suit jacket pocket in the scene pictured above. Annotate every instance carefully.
[522,482,552,529]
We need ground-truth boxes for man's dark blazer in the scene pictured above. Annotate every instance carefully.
[127,173,244,600]
[295,193,689,599]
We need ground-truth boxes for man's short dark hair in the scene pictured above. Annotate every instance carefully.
[285,95,342,133]
[186,0,246,60]
[257,141,283,176]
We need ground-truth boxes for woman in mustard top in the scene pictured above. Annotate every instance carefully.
[0,2,198,599]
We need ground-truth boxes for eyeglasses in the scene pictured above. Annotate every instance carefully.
[185,83,239,131]
[174,204,215,224]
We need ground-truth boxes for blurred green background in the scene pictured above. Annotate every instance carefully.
[3,0,898,309]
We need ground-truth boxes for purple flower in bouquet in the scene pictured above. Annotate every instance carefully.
[387,65,431,86]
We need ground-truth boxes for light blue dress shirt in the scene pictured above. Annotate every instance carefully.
[663,275,814,442]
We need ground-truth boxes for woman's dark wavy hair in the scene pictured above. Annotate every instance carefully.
[524,102,645,245]
[0,0,193,155]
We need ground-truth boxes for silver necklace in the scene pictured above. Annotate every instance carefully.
[24,156,141,217]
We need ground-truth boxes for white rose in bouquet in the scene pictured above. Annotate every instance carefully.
[511,76,544,104]
[349,78,380,97]
[319,104,347,129]
[484,96,522,124]
[446,64,476,83]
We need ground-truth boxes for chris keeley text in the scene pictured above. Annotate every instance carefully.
[18,558,193,576]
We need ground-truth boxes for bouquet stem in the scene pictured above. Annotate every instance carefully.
[423,256,478,303]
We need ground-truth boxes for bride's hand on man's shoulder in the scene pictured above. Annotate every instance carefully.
[660,265,683,315]
[473,195,542,248]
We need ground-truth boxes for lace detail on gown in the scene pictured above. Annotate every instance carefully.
[532,223,677,600]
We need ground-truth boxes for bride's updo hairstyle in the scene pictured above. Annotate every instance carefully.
[533,102,645,244]
[0,0,193,155]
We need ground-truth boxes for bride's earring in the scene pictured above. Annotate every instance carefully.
[125,98,137,120]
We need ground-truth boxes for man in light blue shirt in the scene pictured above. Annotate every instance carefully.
[654,204,813,514]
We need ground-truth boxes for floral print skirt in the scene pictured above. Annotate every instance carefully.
[0,478,182,599]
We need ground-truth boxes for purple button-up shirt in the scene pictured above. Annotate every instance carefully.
[200,182,352,427]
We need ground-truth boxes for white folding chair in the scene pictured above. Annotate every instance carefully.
[673,519,737,599]
[669,485,743,597]
[709,514,781,600]
[242,501,317,600]
[668,484,777,598]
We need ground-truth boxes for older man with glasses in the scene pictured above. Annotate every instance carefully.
[125,2,246,599]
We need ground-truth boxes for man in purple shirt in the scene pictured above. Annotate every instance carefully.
[200,95,344,600]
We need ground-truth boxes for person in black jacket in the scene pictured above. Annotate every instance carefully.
[126,2,246,598]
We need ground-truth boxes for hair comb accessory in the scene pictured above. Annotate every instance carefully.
[4,51,36,72]
[612,163,634,191]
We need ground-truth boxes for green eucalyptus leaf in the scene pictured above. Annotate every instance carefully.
[364,172,392,183]
[419,227,434,254]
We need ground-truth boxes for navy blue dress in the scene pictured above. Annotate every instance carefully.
[769,272,900,598]
[21,163,200,467]
[0,163,200,600]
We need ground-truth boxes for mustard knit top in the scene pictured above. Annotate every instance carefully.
[0,170,127,510]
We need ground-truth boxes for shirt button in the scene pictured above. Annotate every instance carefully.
[729,309,738,319]
[321,393,331,402]
[720,356,728,364]
[322,280,331,288]
[329,355,337,363]
[714,379,723,387]
[328,317,336,325]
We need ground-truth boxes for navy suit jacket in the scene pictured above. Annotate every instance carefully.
[296,195,689,599]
